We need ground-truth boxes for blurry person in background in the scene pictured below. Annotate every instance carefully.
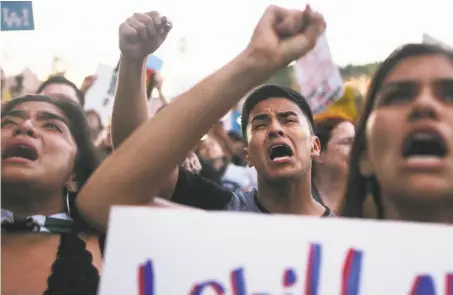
[80,75,97,95]
[10,75,25,98]
[197,134,257,192]
[95,126,113,160]
[208,121,247,166]
[227,130,247,166]
[36,76,85,107]
[85,110,103,142]
[312,116,355,212]
[147,71,166,103]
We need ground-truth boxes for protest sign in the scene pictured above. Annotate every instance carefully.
[83,64,117,125]
[313,84,364,123]
[1,1,34,31]
[422,34,453,51]
[100,207,453,295]
[293,34,344,114]
[146,55,164,72]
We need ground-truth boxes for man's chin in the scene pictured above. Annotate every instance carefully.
[265,167,304,181]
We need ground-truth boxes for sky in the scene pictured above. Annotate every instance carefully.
[1,0,453,97]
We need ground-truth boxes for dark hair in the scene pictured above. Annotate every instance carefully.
[2,95,101,295]
[36,76,85,107]
[241,84,314,141]
[341,43,453,219]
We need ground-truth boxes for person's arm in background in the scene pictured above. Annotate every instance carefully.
[77,5,326,230]
[154,72,168,105]
[110,11,179,200]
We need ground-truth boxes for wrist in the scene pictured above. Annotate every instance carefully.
[119,55,147,68]
[239,45,282,79]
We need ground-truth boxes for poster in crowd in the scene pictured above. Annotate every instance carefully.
[84,64,117,125]
[99,207,453,295]
[422,34,453,51]
[293,34,344,114]
[1,1,34,31]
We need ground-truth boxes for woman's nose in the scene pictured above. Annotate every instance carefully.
[13,120,37,138]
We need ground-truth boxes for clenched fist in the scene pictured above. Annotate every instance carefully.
[119,11,172,61]
[247,4,325,71]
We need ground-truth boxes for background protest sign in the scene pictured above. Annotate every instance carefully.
[422,34,453,51]
[100,207,453,295]
[293,34,344,114]
[146,55,164,72]
[1,1,34,31]
[84,64,117,125]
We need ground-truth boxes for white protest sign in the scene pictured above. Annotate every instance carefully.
[84,64,117,125]
[422,34,453,51]
[293,34,344,114]
[100,207,453,295]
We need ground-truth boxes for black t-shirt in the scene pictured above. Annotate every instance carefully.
[173,167,335,216]
[100,169,333,255]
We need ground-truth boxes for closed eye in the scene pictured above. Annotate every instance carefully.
[284,118,298,123]
[43,122,63,132]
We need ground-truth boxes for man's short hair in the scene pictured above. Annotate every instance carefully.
[241,84,314,140]
[36,75,85,106]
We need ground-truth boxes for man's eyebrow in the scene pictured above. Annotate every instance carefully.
[37,111,69,126]
[277,111,298,118]
[1,109,28,119]
[251,113,270,124]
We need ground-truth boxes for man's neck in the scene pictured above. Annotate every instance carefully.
[257,175,325,216]
[314,170,346,212]
[1,182,65,218]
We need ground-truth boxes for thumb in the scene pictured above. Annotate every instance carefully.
[280,11,325,62]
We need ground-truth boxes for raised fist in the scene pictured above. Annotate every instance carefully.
[119,11,172,61]
[247,4,325,70]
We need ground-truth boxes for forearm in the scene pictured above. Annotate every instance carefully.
[111,56,148,148]
[77,49,274,230]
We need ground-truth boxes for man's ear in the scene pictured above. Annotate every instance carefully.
[310,136,321,157]
[244,147,254,168]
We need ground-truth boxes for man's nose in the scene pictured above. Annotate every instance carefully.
[268,120,285,138]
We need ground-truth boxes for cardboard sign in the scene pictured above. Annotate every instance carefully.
[100,207,453,295]
[1,1,34,31]
[83,64,117,125]
[313,84,364,123]
[293,34,344,114]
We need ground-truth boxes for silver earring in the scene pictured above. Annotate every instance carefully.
[65,192,71,216]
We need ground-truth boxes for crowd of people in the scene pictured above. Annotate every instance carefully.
[2,4,453,295]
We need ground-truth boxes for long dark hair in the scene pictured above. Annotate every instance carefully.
[2,95,101,295]
[341,43,453,219]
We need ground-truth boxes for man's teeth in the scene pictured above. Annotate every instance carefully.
[406,156,442,162]
[272,156,290,161]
